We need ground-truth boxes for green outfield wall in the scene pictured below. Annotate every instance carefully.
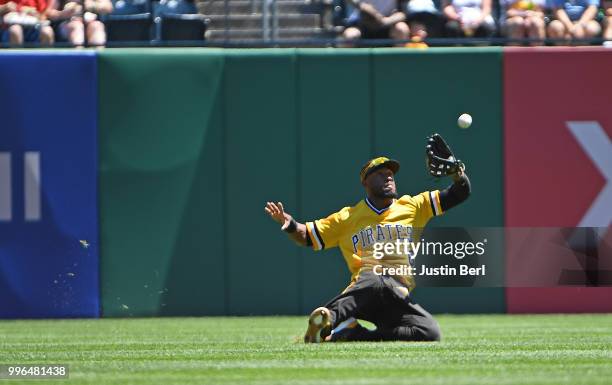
[98,48,505,316]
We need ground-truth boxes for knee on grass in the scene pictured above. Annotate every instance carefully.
[417,322,441,342]
[394,321,441,342]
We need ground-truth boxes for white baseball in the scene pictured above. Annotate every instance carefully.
[458,113,472,129]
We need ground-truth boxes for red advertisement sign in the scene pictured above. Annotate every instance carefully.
[504,47,612,313]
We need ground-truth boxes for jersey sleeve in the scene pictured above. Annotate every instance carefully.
[305,207,350,251]
[413,190,444,226]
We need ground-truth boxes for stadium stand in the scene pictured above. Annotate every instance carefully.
[199,0,332,42]
[0,0,610,46]
[102,0,153,42]
[154,0,207,41]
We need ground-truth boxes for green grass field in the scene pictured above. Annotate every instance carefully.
[1,315,611,385]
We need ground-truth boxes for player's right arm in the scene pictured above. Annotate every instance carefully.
[265,202,348,250]
[265,202,312,247]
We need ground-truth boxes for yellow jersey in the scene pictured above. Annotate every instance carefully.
[306,191,443,291]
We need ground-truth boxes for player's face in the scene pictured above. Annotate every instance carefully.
[365,168,397,199]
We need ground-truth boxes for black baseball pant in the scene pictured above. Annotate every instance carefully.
[325,271,441,342]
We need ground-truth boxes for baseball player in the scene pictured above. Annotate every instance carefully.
[265,134,471,343]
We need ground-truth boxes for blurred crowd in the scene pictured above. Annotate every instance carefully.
[0,0,112,45]
[0,0,205,46]
[339,0,612,46]
[0,0,611,47]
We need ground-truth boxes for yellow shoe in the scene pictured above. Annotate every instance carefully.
[303,307,332,343]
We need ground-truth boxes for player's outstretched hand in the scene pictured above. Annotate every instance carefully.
[425,133,465,177]
[265,201,291,227]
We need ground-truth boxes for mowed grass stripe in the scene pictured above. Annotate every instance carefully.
[0,315,611,385]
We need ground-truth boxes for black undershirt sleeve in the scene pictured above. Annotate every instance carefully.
[439,173,471,212]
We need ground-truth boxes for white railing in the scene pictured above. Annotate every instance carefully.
[262,0,278,41]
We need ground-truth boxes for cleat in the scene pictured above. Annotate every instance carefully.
[331,317,358,335]
[304,307,332,343]
[328,317,368,342]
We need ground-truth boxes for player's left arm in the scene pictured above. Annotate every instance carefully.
[438,168,471,212]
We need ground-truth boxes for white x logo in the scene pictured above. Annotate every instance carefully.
[567,121,612,228]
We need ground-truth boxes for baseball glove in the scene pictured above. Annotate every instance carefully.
[425,133,464,177]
